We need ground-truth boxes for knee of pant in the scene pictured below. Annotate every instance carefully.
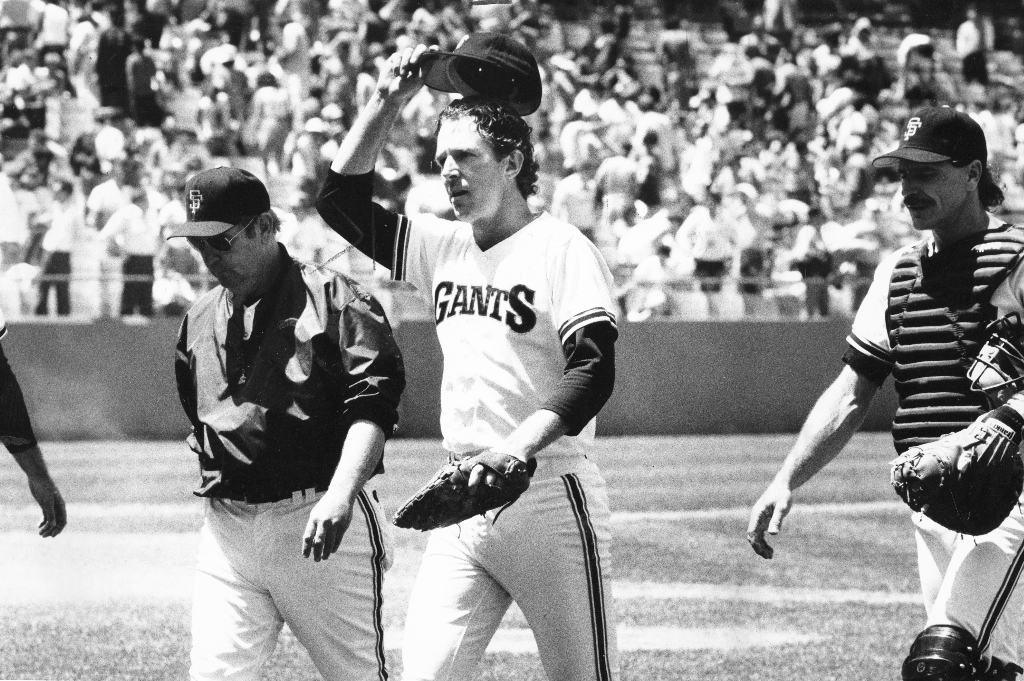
[977,658,1023,681]
[902,625,979,681]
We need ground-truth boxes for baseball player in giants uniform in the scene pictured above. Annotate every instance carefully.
[0,301,67,537]
[748,107,1024,680]
[316,36,619,681]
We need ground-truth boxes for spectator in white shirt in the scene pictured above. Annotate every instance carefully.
[0,164,29,272]
[957,4,993,86]
[678,200,736,293]
[35,178,79,316]
[99,185,158,316]
[551,135,602,244]
[35,0,70,62]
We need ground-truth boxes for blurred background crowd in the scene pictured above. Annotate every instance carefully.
[2,0,1024,324]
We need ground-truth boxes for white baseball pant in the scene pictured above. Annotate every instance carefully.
[914,497,1024,667]
[190,488,393,681]
[401,455,618,681]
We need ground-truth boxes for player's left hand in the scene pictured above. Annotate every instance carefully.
[467,462,502,493]
[302,491,355,562]
[27,475,66,538]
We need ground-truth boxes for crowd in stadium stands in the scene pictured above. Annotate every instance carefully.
[0,0,1023,322]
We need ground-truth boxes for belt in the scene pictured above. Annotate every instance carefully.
[220,483,329,505]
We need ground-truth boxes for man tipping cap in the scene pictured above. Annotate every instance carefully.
[419,31,542,115]
[873,105,988,169]
[169,167,272,238]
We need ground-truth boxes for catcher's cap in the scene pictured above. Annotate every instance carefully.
[873,106,988,170]
[420,32,542,115]
[168,166,271,238]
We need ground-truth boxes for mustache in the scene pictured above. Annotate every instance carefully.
[903,195,932,207]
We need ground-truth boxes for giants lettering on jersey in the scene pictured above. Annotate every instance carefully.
[434,282,537,333]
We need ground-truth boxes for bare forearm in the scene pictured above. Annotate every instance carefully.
[327,419,386,501]
[496,409,570,462]
[773,366,879,491]
[330,91,405,175]
[331,44,433,174]
[11,444,55,483]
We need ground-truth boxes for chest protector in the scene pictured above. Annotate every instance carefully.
[887,226,1024,454]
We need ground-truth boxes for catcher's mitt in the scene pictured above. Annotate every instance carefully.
[393,452,537,531]
[890,405,1024,535]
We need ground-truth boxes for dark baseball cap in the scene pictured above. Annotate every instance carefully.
[169,167,271,238]
[419,32,542,115]
[873,105,988,169]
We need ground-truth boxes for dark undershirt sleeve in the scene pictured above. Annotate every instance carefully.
[841,344,891,386]
[316,170,402,269]
[0,342,37,453]
[541,322,617,436]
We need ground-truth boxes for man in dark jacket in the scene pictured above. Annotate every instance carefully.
[171,166,405,681]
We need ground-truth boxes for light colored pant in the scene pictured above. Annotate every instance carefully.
[915,500,1024,667]
[190,488,393,681]
[401,455,618,681]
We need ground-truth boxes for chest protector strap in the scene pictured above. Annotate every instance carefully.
[886,226,1024,454]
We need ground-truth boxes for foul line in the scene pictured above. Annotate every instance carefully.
[615,500,908,522]
[613,581,919,605]
[380,625,825,653]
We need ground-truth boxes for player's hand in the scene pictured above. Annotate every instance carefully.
[27,475,66,538]
[375,44,438,103]
[467,462,502,494]
[746,482,793,560]
[302,491,355,562]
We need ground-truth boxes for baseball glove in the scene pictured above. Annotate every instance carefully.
[890,405,1024,535]
[393,452,536,531]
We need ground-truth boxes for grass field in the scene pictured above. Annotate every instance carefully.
[0,434,925,680]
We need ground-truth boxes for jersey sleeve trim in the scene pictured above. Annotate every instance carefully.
[558,307,618,345]
[391,214,411,282]
[842,331,893,385]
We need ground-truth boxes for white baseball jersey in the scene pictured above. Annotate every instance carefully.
[391,211,617,458]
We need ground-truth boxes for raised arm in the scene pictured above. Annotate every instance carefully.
[317,43,436,266]
[330,43,435,175]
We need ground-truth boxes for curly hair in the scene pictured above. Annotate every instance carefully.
[436,97,540,199]
[245,209,282,236]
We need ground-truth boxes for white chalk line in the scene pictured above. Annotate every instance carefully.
[0,533,919,607]
[0,500,908,521]
[377,625,824,653]
[0,528,914,654]
[616,581,920,605]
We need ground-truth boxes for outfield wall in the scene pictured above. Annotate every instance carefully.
[3,318,898,440]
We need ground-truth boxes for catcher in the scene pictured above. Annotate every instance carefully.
[748,106,1024,681]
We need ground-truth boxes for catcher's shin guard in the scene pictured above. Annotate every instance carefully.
[902,625,979,681]
[977,658,1023,681]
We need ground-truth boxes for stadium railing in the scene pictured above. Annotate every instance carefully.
[5,272,862,322]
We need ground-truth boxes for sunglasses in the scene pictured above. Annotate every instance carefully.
[186,216,256,252]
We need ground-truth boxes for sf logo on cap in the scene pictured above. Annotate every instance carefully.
[904,117,922,140]
[189,190,202,216]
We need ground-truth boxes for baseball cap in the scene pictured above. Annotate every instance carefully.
[168,167,271,238]
[873,106,988,169]
[419,32,542,115]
